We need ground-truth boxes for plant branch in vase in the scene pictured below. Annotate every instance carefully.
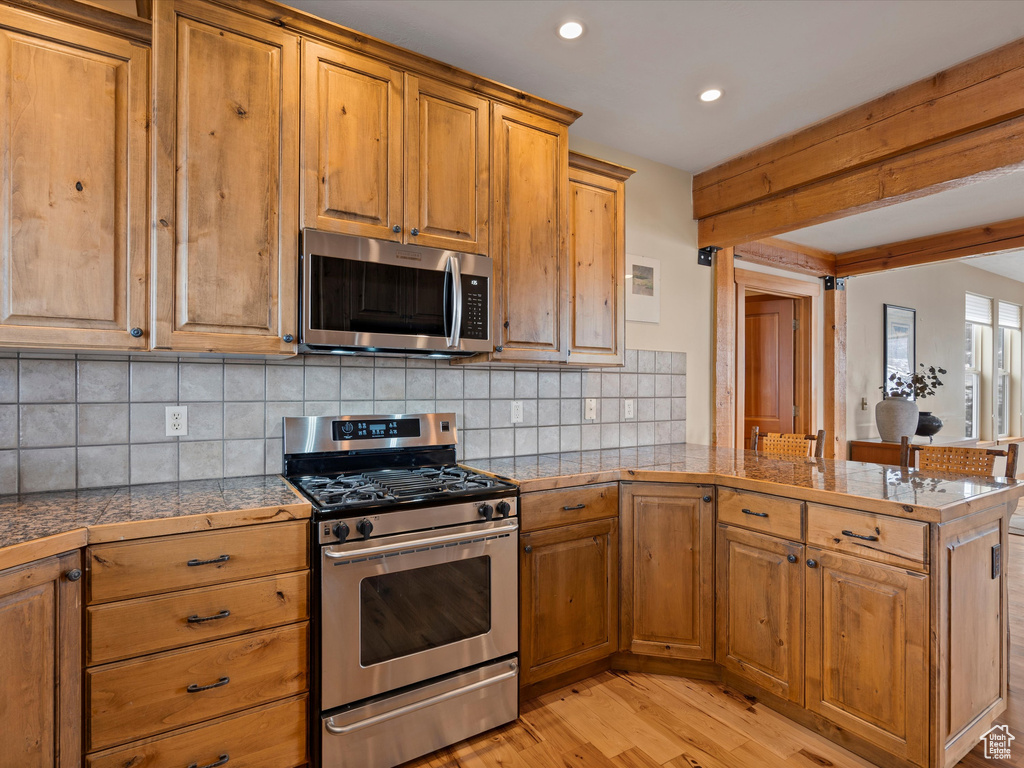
[878,364,947,442]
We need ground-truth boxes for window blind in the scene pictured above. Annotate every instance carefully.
[998,301,1021,329]
[966,293,993,324]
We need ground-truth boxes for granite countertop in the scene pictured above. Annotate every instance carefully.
[0,475,310,570]
[464,443,1024,521]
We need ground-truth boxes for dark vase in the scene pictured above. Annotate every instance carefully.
[916,411,943,441]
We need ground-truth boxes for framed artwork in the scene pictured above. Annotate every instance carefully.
[626,254,660,323]
[883,304,916,394]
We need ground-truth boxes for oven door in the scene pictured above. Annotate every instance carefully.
[320,518,518,710]
[301,229,492,355]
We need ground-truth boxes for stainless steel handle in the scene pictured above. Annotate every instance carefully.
[325,664,518,735]
[324,521,518,560]
[443,255,456,348]
[451,254,463,348]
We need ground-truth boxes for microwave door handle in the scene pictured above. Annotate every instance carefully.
[443,255,456,347]
[451,255,463,347]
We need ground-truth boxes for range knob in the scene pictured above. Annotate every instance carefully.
[478,504,494,521]
[357,519,374,538]
[333,521,350,543]
[496,501,511,518]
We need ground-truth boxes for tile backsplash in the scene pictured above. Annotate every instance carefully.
[0,349,685,494]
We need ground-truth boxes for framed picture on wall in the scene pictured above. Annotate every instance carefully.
[883,304,916,394]
[626,254,660,323]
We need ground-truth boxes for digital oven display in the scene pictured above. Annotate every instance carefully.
[332,418,422,441]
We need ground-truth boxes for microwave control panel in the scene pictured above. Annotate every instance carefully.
[461,276,488,340]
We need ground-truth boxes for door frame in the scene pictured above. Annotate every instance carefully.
[735,268,820,451]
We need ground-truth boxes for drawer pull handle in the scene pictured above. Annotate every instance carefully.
[188,755,229,768]
[562,503,587,511]
[187,554,230,567]
[187,676,230,693]
[842,530,879,542]
[187,610,231,624]
[742,508,769,518]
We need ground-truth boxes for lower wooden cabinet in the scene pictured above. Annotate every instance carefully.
[0,551,82,768]
[716,524,804,703]
[519,517,618,685]
[620,483,714,660]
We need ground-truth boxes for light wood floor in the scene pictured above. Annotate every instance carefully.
[407,536,1024,768]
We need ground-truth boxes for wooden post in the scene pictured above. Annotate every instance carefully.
[824,280,847,460]
[713,247,736,448]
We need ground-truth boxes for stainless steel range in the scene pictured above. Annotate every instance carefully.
[283,413,519,768]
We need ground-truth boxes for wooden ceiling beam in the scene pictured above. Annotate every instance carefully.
[693,37,1024,220]
[733,237,836,277]
[836,215,1024,277]
[697,113,1024,249]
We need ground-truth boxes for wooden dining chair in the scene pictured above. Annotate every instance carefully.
[899,436,1020,479]
[750,426,826,458]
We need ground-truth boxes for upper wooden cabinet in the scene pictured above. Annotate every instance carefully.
[301,43,489,255]
[152,0,299,354]
[566,153,633,366]
[0,6,148,351]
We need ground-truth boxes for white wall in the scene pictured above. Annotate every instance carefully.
[568,136,710,444]
[847,261,1024,440]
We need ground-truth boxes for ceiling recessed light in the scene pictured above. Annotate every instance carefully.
[700,88,722,102]
[558,21,583,40]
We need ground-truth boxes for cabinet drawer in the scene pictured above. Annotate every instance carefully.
[806,504,928,571]
[86,695,308,768]
[88,521,308,603]
[87,571,309,664]
[521,483,618,532]
[718,488,804,541]
[87,623,308,750]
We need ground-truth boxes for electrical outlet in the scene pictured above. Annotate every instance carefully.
[165,405,188,436]
[510,400,524,424]
[585,398,597,420]
[624,399,635,420]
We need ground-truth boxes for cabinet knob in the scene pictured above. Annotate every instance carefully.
[523,545,532,554]
[65,569,82,582]
[410,228,419,236]
[495,345,503,353]
[787,554,798,564]
[129,327,143,338]
[392,225,401,233]
[702,495,712,503]
[806,559,818,568]
[282,334,294,343]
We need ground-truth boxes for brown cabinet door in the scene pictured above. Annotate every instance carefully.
[491,103,568,362]
[716,525,804,703]
[301,40,403,242]
[566,164,625,365]
[0,8,148,351]
[620,483,714,660]
[152,0,299,354]
[0,551,81,768]
[805,547,929,767]
[519,518,617,685]
[405,75,489,255]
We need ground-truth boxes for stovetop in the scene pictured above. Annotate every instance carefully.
[290,465,517,514]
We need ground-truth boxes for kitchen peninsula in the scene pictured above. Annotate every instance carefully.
[0,445,1018,768]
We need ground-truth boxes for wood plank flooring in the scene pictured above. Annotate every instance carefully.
[406,535,1024,768]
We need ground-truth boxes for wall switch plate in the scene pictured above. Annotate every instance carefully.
[165,405,188,436]
[624,399,635,420]
[861,397,868,411]
[510,401,524,424]
[585,398,598,420]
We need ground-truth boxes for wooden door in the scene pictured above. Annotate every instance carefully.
[152,0,299,354]
[519,518,618,685]
[406,75,489,255]
[716,525,804,703]
[0,7,148,351]
[620,483,714,660]
[491,103,568,362]
[0,551,81,768]
[806,548,929,767]
[301,40,403,242]
[565,156,629,366]
[745,295,795,446]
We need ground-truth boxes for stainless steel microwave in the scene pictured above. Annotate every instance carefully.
[299,229,492,357]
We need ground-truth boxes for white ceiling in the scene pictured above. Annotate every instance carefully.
[966,249,1024,283]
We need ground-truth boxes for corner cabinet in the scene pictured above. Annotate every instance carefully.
[0,6,149,351]
[151,0,300,354]
[0,551,82,768]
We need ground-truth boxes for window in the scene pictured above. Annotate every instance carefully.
[965,293,992,440]
[997,301,1021,439]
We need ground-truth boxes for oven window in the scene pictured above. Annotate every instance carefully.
[359,556,491,666]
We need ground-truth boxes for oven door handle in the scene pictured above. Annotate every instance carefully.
[324,663,518,735]
[323,521,519,560]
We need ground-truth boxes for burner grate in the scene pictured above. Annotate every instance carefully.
[293,466,503,511]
